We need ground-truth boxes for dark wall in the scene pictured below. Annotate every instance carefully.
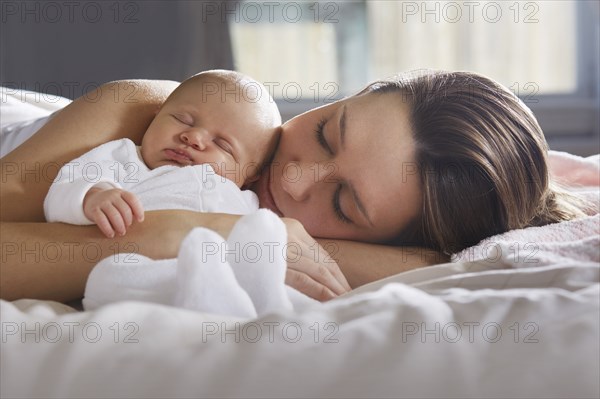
[1,1,235,99]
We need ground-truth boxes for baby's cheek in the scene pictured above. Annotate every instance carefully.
[214,160,244,187]
[243,161,262,182]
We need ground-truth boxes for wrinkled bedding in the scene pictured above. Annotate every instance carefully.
[1,87,599,398]
[2,258,598,398]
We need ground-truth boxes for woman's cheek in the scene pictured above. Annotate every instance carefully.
[297,214,324,236]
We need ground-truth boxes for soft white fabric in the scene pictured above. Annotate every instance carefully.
[2,261,598,398]
[45,137,267,315]
[0,86,71,158]
[0,86,71,126]
[0,114,54,158]
[549,149,600,188]
[453,214,600,265]
[44,138,258,224]
[2,89,599,398]
[84,210,316,317]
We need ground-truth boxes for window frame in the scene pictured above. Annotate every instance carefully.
[530,2,599,155]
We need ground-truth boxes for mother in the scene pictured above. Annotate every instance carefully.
[0,70,582,302]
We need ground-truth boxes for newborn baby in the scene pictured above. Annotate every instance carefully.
[44,69,281,236]
[44,70,317,317]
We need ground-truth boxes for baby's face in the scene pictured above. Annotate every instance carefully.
[141,78,279,188]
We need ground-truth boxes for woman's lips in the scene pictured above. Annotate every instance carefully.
[164,148,193,164]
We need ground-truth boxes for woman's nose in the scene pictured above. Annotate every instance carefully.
[281,161,334,202]
[181,129,210,151]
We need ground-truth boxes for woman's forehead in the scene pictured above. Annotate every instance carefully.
[313,92,419,240]
[338,92,412,138]
[342,97,418,225]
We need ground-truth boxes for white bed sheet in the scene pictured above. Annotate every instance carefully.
[2,260,598,398]
[1,87,599,398]
[0,87,72,158]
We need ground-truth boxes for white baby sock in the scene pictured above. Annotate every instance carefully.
[83,254,177,310]
[174,227,257,318]
[226,209,294,315]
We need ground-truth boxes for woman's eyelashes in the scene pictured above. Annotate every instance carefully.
[333,184,352,224]
[315,117,351,224]
[314,117,333,155]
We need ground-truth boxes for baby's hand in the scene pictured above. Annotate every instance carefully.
[83,187,144,238]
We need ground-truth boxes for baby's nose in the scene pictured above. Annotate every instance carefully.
[182,129,210,150]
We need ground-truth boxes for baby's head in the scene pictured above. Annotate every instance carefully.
[141,70,281,188]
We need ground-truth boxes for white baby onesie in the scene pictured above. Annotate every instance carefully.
[44,138,259,224]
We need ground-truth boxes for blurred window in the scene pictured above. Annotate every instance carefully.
[230,1,598,144]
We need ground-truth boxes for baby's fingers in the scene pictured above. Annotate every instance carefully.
[112,197,134,228]
[92,210,116,238]
[121,191,144,222]
[103,204,127,236]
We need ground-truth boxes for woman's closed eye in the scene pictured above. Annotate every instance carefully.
[315,117,352,224]
[333,184,352,224]
[314,117,333,155]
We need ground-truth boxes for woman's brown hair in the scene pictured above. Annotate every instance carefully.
[361,70,587,254]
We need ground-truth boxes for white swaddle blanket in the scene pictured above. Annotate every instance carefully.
[84,209,319,318]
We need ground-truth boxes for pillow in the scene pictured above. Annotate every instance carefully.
[1,87,71,157]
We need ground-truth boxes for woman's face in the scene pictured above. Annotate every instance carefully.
[252,92,422,243]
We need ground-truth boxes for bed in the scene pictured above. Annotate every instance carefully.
[1,88,599,398]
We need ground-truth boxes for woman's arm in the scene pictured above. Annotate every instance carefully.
[0,80,351,302]
[0,210,240,302]
[317,239,449,289]
[1,211,357,302]
[0,214,447,301]
[1,79,180,222]
[0,79,443,302]
[0,80,185,301]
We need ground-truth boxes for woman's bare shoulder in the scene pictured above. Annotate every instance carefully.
[0,79,180,222]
